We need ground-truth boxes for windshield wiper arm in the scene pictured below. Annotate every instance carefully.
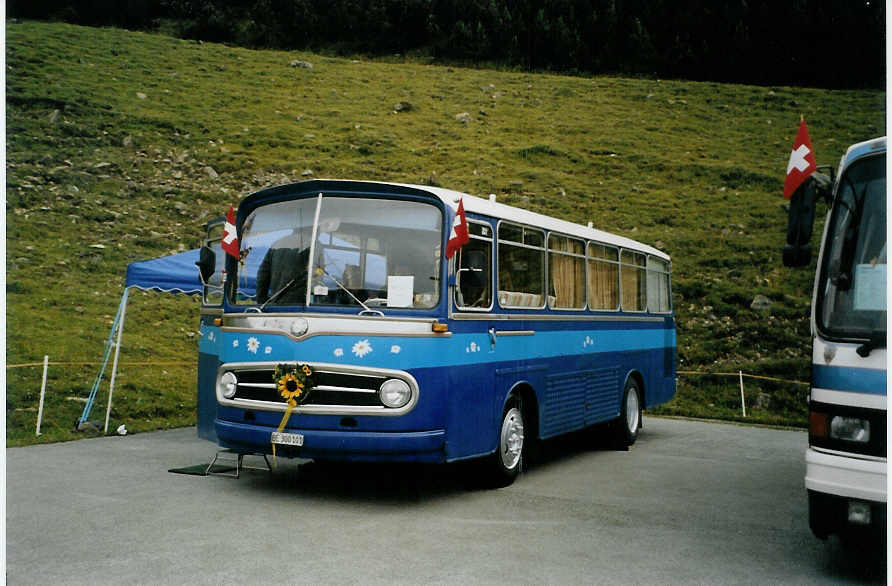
[315,266,381,316]
[856,331,886,357]
[260,279,296,311]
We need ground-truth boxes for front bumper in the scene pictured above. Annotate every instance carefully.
[806,447,887,540]
[805,447,886,502]
[215,419,446,463]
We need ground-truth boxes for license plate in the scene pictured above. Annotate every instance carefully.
[271,432,304,446]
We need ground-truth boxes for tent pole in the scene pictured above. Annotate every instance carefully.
[104,288,130,433]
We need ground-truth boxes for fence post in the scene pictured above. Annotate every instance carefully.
[739,370,746,417]
[36,355,48,436]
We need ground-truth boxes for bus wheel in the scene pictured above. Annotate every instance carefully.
[487,397,525,487]
[614,378,641,448]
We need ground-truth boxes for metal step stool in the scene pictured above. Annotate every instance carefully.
[205,449,271,478]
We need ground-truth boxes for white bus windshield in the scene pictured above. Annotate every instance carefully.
[817,154,886,340]
[236,196,442,310]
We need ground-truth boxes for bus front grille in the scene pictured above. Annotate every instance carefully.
[229,367,388,408]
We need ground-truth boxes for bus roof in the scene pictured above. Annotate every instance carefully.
[839,136,886,174]
[412,183,670,261]
[241,179,670,262]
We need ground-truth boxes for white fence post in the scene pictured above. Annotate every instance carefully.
[739,370,746,417]
[36,355,49,436]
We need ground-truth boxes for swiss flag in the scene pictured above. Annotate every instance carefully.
[221,205,240,259]
[783,119,818,199]
[445,199,469,259]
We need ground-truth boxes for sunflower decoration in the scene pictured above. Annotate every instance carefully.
[273,363,315,407]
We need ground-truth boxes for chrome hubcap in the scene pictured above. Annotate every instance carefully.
[500,407,524,470]
[626,387,640,433]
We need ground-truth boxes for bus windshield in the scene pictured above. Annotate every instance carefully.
[817,154,886,341]
[237,196,443,310]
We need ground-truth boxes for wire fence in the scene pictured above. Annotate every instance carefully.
[7,361,195,369]
[9,357,197,439]
[677,370,809,387]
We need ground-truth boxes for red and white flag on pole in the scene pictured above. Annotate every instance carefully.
[445,199,469,259]
[783,119,818,199]
[222,205,240,259]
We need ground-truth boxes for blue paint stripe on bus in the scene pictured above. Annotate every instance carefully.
[812,364,887,395]
[219,328,675,369]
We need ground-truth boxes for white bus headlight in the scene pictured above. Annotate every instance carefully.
[379,379,411,409]
[219,371,238,399]
[829,416,870,443]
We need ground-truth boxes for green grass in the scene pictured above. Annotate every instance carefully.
[6,21,886,445]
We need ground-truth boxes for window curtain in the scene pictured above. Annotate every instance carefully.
[550,238,585,308]
[588,260,618,309]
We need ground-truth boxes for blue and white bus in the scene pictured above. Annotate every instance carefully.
[784,138,886,541]
[196,180,676,485]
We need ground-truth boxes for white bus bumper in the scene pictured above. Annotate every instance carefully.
[805,447,886,502]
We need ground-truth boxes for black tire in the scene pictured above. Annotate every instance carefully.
[807,491,832,540]
[613,377,641,448]
[486,396,525,488]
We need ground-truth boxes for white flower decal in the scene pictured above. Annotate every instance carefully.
[247,337,260,354]
[352,339,373,358]
[390,345,401,354]
[232,339,239,348]
[583,336,595,348]
[264,346,272,355]
[333,348,344,357]
[466,342,480,353]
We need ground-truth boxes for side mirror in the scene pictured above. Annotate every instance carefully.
[196,246,216,285]
[783,173,831,267]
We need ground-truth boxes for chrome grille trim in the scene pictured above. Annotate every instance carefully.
[239,382,276,389]
[215,361,419,416]
[314,385,378,394]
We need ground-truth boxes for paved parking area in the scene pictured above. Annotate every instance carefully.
[7,417,885,584]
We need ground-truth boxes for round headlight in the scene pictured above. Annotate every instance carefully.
[220,371,238,399]
[379,378,411,409]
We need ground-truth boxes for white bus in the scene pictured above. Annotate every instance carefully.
[784,137,886,543]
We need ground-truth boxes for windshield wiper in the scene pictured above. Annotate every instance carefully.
[856,331,886,357]
[260,279,297,311]
[315,266,382,316]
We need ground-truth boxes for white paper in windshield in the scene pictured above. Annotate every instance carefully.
[387,276,414,308]
[854,263,886,311]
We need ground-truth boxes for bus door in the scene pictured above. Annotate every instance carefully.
[452,220,499,456]
[196,217,225,441]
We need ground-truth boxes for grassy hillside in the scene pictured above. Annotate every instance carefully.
[6,21,885,445]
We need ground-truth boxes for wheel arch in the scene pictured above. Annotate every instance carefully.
[624,369,646,408]
[503,381,540,443]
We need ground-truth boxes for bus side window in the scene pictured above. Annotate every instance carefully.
[646,256,671,313]
[620,250,647,311]
[455,222,493,309]
[498,223,545,308]
[587,243,620,310]
[548,234,586,309]
[200,220,226,306]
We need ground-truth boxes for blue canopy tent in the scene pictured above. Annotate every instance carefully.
[123,246,263,294]
[125,248,205,294]
[79,249,206,432]
[79,248,261,432]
